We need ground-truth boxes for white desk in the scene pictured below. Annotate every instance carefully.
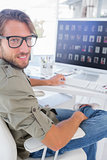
[34,84,107,99]
[26,65,107,108]
[34,73,107,98]
[33,73,107,109]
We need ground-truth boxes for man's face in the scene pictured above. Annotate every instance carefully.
[0,20,31,69]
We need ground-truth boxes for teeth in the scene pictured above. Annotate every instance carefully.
[19,56,26,58]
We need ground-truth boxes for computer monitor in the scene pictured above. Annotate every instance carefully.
[55,19,107,79]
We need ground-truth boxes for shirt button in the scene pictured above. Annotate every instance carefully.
[33,108,36,112]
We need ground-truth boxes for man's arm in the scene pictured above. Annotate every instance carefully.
[42,111,88,151]
[30,74,65,86]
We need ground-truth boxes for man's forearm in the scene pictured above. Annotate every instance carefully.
[30,78,50,86]
[30,74,65,86]
[42,111,87,151]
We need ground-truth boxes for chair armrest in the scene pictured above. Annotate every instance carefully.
[24,137,46,153]
[24,127,85,153]
[72,127,85,139]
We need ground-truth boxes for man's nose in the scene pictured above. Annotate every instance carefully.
[19,40,30,53]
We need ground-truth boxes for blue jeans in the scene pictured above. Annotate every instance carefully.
[30,107,107,160]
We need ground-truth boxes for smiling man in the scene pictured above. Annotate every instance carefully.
[0,12,65,86]
[0,20,35,68]
[0,9,107,160]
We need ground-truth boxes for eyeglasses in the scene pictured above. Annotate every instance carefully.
[0,35,38,48]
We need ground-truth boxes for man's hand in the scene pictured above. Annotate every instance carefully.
[30,74,65,86]
[48,74,65,85]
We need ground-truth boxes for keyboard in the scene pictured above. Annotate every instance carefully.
[65,76,107,94]
[74,72,99,81]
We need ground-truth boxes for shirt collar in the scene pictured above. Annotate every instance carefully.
[0,59,8,65]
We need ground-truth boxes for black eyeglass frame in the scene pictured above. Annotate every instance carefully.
[0,34,38,48]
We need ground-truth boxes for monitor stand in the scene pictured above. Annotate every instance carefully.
[74,71,99,82]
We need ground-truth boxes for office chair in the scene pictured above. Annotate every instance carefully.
[0,117,87,160]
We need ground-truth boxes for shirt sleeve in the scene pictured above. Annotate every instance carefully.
[0,65,53,140]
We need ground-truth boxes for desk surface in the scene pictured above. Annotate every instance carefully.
[34,84,107,100]
[27,65,107,100]
[34,73,107,100]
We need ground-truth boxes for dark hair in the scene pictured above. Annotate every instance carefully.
[0,9,36,37]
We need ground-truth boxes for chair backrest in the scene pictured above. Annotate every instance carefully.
[0,117,17,160]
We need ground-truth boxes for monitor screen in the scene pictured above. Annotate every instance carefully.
[55,19,107,74]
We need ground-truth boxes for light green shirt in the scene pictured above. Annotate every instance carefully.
[0,59,54,159]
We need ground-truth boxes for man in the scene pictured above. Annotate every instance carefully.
[0,9,107,160]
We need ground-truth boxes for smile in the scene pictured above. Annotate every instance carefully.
[19,56,27,59]
[17,55,29,60]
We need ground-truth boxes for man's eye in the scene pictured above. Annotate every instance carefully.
[27,37,32,42]
[10,38,20,43]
